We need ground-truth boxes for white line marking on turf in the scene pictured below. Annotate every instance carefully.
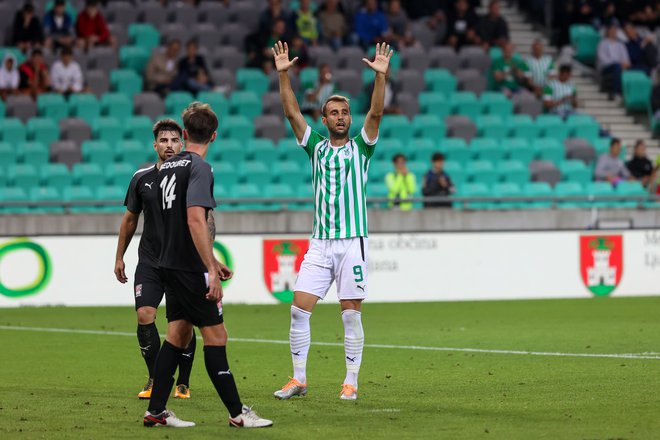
[1,325,659,361]
[368,409,401,413]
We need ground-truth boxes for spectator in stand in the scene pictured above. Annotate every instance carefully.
[288,35,309,68]
[259,0,292,39]
[626,140,656,188]
[543,65,578,119]
[386,0,416,49]
[318,0,348,49]
[44,0,75,51]
[445,0,481,50]
[0,53,20,100]
[12,3,44,54]
[50,46,83,97]
[422,153,454,208]
[651,74,660,124]
[294,0,318,45]
[597,24,630,98]
[146,39,181,96]
[571,0,597,26]
[401,1,447,46]
[76,0,116,51]
[386,153,417,211]
[479,0,509,49]
[623,23,657,75]
[490,42,531,97]
[301,63,335,119]
[365,67,400,114]
[19,49,50,98]
[595,138,631,185]
[597,1,620,28]
[354,0,388,49]
[526,39,556,96]
[173,39,212,93]
[617,0,649,24]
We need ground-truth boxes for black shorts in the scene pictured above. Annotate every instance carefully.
[160,268,224,328]
[134,263,165,310]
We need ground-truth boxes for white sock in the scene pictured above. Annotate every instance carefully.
[342,309,364,388]
[289,305,311,384]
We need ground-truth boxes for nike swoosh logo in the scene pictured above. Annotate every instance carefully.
[217,370,231,375]
[229,417,244,427]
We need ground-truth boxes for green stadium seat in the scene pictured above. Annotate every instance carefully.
[37,93,69,122]
[408,138,437,162]
[0,99,5,118]
[0,118,26,144]
[237,68,269,95]
[212,162,242,188]
[368,182,389,198]
[419,92,451,118]
[263,183,295,210]
[106,162,135,187]
[615,181,648,208]
[27,118,59,145]
[208,139,241,162]
[476,115,507,140]
[423,69,456,94]
[523,182,553,209]
[119,45,150,73]
[570,25,600,65]
[555,182,586,209]
[19,142,49,166]
[622,70,651,111]
[110,69,143,96]
[537,115,569,141]
[7,164,38,191]
[239,161,272,186]
[349,114,365,138]
[466,160,498,185]
[0,142,18,165]
[197,92,229,119]
[29,187,64,214]
[498,160,529,185]
[165,91,194,115]
[443,161,467,186]
[508,115,538,141]
[456,182,489,210]
[503,138,534,164]
[69,93,100,124]
[0,187,30,214]
[274,162,307,187]
[280,139,310,167]
[558,160,591,184]
[412,115,446,139]
[63,186,97,213]
[229,91,262,119]
[128,23,160,51]
[93,117,123,144]
[407,160,427,176]
[533,138,564,163]
[101,92,133,122]
[492,182,522,209]
[73,163,105,187]
[369,160,390,183]
[438,138,470,164]
[82,140,114,164]
[0,48,26,66]
[471,138,504,162]
[300,67,319,89]
[451,92,481,119]
[155,113,183,126]
[226,183,263,210]
[480,92,513,116]
[375,139,404,161]
[221,116,254,141]
[96,185,126,213]
[216,141,248,163]
[40,163,72,190]
[249,143,279,164]
[116,140,153,167]
[566,114,599,139]
[381,115,413,142]
[124,116,153,140]
[586,182,616,208]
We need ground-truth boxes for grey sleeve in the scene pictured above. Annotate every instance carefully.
[187,160,216,209]
[594,156,608,180]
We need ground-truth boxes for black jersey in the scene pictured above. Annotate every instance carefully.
[157,151,216,273]
[124,164,162,268]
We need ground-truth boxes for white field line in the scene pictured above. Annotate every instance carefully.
[1,325,659,361]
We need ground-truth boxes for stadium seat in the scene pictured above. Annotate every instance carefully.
[419,92,451,118]
[476,115,507,140]
[29,187,64,214]
[566,114,600,139]
[376,139,405,161]
[237,68,269,95]
[226,183,263,210]
[555,182,586,209]
[533,138,564,163]
[471,138,504,162]
[27,117,60,145]
[480,92,513,116]
[101,92,133,122]
[445,116,477,142]
[0,118,27,144]
[60,118,92,145]
[585,182,616,208]
[466,160,498,185]
[408,138,437,162]
[239,161,272,186]
[216,140,249,163]
[73,163,105,187]
[423,69,457,94]
[0,187,30,214]
[247,139,279,164]
[439,138,470,164]
[263,184,295,210]
[212,162,241,188]
[280,141,312,168]
[381,115,414,142]
[164,91,194,115]
[117,140,153,167]
[37,93,69,122]
[69,94,101,124]
[407,160,427,177]
[615,181,648,208]
[40,163,72,191]
[93,117,123,144]
[570,25,600,65]
[492,182,523,210]
[622,71,652,111]
[498,160,529,185]
[503,138,534,165]
[450,92,481,119]
[229,92,262,119]
[536,115,569,141]
[411,114,445,140]
[82,141,114,165]
[7,164,38,191]
[124,116,154,140]
[428,46,460,72]
[197,92,229,119]
[119,45,150,73]
[508,115,538,141]
[523,182,553,209]
[134,92,165,120]
[0,142,17,166]
[456,182,489,210]
[96,185,126,213]
[107,162,136,187]
[0,99,5,118]
[128,23,160,51]
[110,69,144,96]
[443,161,467,185]
[6,95,37,122]
[19,142,49,166]
[558,160,592,185]
[63,186,97,213]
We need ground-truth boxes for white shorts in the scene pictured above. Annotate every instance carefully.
[295,237,368,301]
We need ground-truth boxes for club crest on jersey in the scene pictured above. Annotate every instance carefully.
[343,146,352,157]
[135,284,142,298]
[263,239,309,303]
[579,235,623,297]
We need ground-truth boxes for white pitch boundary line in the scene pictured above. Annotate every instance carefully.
[1,325,659,361]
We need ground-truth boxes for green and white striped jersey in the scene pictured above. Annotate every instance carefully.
[525,55,555,87]
[298,125,377,240]
[543,79,576,114]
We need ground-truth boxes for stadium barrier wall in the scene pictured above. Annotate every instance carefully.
[0,231,658,307]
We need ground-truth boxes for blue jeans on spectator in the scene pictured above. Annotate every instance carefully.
[601,63,623,95]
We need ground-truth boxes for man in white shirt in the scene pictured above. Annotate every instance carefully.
[50,46,83,96]
[597,24,630,97]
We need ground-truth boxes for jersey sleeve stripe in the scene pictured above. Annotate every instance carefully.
[343,157,352,238]
[333,152,342,239]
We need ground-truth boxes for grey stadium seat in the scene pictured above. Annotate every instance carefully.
[60,118,92,145]
[228,2,260,32]
[268,69,299,92]
[445,116,477,142]
[396,69,425,95]
[106,1,138,27]
[108,23,129,48]
[87,46,119,71]
[6,95,37,123]
[400,46,430,71]
[254,115,286,142]
[262,92,285,117]
[530,160,561,186]
[429,46,460,73]
[458,46,492,71]
[139,3,168,24]
[337,47,366,71]
[513,93,544,117]
[86,69,110,97]
[193,23,220,49]
[411,19,437,50]
[308,46,338,69]
[335,69,363,97]
[210,68,236,92]
[396,92,420,119]
[168,3,197,26]
[134,93,165,121]
[456,69,487,95]
[198,2,228,26]
[51,141,82,169]
[159,23,191,46]
[0,4,14,44]
[565,141,597,164]
[219,23,249,50]
[212,46,245,71]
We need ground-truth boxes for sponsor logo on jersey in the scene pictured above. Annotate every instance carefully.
[580,235,623,296]
[135,284,142,298]
[160,159,191,170]
[263,239,310,303]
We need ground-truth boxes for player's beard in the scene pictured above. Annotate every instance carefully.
[328,123,350,140]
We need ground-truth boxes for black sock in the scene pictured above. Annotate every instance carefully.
[137,323,161,378]
[203,345,243,418]
[148,341,182,414]
[176,329,196,386]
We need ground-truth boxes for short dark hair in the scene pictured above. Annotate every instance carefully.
[610,137,621,148]
[634,139,645,149]
[182,102,218,144]
[31,49,43,58]
[23,3,35,13]
[86,0,99,7]
[61,46,73,57]
[153,118,183,140]
[392,153,406,163]
[559,64,572,74]
[54,0,66,6]
[431,152,445,162]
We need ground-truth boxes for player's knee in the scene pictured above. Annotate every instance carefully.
[166,322,193,348]
[340,299,362,312]
[136,307,156,325]
[200,325,228,346]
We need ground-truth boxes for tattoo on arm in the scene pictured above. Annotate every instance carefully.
[207,211,216,244]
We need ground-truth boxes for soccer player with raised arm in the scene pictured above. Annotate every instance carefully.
[114,119,197,400]
[272,41,392,401]
[142,103,272,429]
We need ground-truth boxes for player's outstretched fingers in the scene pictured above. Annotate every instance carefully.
[284,41,289,53]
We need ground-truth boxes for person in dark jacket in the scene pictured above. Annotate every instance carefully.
[626,140,656,188]
[12,3,44,53]
[44,0,75,51]
[422,153,454,208]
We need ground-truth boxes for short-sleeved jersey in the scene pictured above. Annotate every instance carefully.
[157,151,216,273]
[298,125,377,240]
[124,164,162,268]
[543,79,576,114]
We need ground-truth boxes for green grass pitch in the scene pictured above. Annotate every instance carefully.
[1,297,659,439]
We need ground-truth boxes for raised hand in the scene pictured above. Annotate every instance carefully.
[272,41,299,72]
[362,43,393,75]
